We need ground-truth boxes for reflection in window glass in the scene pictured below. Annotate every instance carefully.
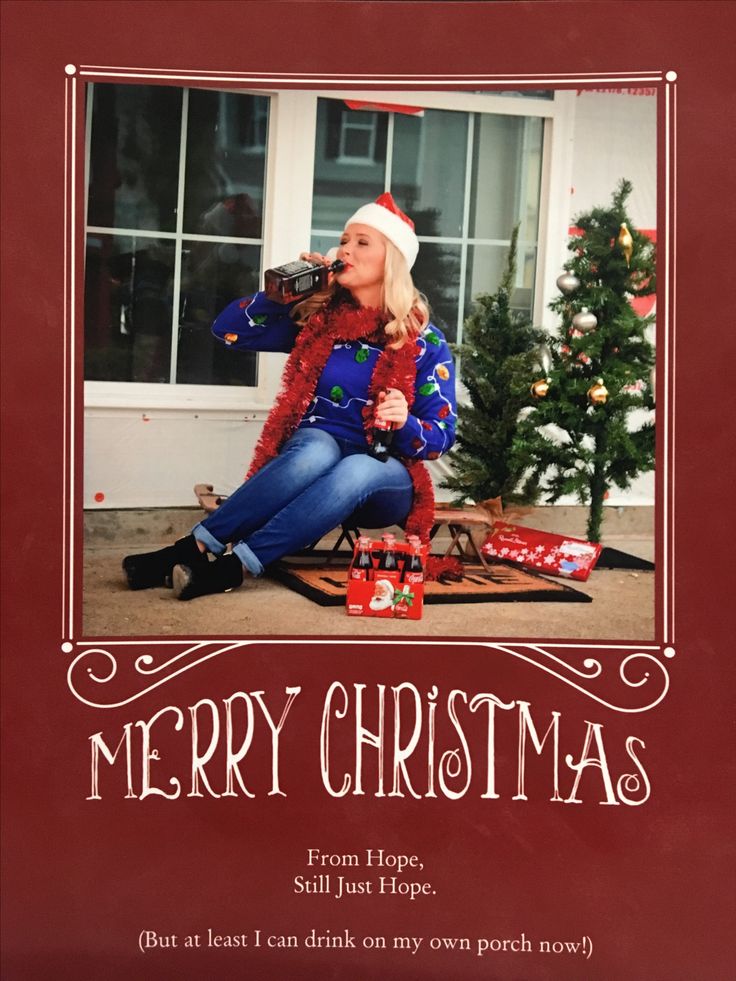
[392,110,467,238]
[413,243,462,344]
[469,115,543,242]
[465,244,538,318]
[184,90,268,238]
[177,241,260,385]
[85,234,175,383]
[340,113,378,162]
[312,101,387,229]
[87,85,182,232]
[85,85,269,388]
[310,233,341,257]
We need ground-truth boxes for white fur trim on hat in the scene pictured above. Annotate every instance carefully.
[344,196,419,269]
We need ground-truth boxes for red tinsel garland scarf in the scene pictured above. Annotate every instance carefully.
[246,296,437,546]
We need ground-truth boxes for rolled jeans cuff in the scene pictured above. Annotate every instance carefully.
[232,541,265,578]
[192,522,227,556]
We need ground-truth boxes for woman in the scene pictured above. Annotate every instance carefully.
[123,193,457,600]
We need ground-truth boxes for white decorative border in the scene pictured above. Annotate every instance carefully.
[67,640,674,714]
[63,64,78,642]
[664,72,677,645]
[77,67,666,85]
[63,66,676,704]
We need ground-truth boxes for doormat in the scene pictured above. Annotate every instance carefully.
[271,559,592,606]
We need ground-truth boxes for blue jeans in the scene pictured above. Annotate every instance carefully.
[192,428,413,576]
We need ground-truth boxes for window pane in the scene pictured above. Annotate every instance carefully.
[465,244,537,319]
[343,127,373,159]
[87,85,182,232]
[85,234,175,382]
[392,110,468,238]
[413,243,462,343]
[312,100,387,229]
[310,233,340,256]
[176,241,260,385]
[184,90,268,238]
[469,114,543,242]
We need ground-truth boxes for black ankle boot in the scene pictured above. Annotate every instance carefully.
[122,535,207,590]
[172,553,244,601]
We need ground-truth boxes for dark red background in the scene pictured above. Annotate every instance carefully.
[2,2,734,978]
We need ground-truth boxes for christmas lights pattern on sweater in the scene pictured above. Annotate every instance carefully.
[213,292,457,460]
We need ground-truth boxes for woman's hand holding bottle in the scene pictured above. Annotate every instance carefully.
[376,388,409,428]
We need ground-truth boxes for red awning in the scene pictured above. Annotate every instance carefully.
[344,100,424,116]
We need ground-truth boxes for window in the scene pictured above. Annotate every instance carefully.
[310,99,544,344]
[338,111,378,163]
[84,84,269,387]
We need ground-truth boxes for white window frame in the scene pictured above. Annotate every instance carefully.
[84,87,575,412]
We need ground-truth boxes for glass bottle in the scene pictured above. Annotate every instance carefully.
[369,392,394,463]
[350,536,374,581]
[377,534,401,583]
[402,537,425,586]
[263,258,344,304]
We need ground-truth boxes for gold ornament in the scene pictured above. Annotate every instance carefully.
[587,378,609,405]
[617,222,633,266]
[531,377,550,398]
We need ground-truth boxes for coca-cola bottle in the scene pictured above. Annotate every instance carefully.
[263,258,344,304]
[402,537,425,585]
[377,534,401,584]
[350,536,374,581]
[369,392,394,463]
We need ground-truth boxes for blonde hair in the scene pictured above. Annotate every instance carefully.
[292,236,429,348]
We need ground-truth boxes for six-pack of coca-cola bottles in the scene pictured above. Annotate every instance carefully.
[347,534,426,619]
[348,534,425,585]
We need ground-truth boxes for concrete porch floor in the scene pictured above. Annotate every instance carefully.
[83,506,655,641]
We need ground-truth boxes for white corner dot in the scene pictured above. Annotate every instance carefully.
[663,646,676,658]
[665,70,677,82]
[61,641,74,653]
[64,64,77,76]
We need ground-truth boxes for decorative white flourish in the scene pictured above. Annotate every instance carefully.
[488,644,670,714]
[65,641,671,713]
[67,642,253,709]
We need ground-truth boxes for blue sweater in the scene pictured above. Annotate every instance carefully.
[212,292,457,461]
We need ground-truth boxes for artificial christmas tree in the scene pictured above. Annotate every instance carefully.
[511,179,656,542]
[442,227,546,506]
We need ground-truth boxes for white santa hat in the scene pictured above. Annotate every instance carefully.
[343,192,419,269]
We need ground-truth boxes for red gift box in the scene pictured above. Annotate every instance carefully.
[481,522,602,581]
[346,539,427,619]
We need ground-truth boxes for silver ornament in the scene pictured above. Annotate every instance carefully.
[556,272,580,294]
[572,307,598,332]
[533,343,553,374]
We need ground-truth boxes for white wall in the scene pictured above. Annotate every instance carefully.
[570,91,656,227]
[85,409,266,508]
